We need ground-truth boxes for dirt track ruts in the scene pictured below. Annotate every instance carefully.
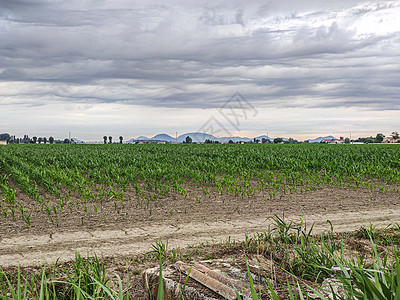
[1,207,399,267]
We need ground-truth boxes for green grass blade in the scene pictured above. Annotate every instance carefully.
[116,274,123,300]
[0,270,17,299]
[233,285,243,300]
[39,267,46,300]
[180,264,192,300]
[246,259,260,300]
[157,254,164,300]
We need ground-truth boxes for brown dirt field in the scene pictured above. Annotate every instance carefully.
[1,185,399,267]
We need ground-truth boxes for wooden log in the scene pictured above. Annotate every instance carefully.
[175,261,238,300]
[193,263,251,296]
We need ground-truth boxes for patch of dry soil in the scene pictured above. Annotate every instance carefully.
[1,186,399,267]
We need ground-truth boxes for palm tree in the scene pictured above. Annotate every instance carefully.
[103,136,107,144]
[119,136,123,144]
[108,136,112,144]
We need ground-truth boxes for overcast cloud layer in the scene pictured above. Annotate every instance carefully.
[0,0,399,140]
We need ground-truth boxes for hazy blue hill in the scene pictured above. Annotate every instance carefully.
[255,135,273,142]
[308,135,336,143]
[151,134,175,142]
[218,136,251,143]
[126,136,150,143]
[178,132,216,143]
[137,136,149,140]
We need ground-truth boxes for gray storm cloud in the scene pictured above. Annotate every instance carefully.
[0,0,399,139]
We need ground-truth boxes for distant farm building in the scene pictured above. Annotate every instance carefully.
[321,139,345,144]
[0,140,7,145]
[383,137,399,143]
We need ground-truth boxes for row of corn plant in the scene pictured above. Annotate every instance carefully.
[0,144,399,226]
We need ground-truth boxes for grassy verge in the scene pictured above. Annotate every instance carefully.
[1,215,400,299]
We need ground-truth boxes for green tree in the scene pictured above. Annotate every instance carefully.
[376,133,385,143]
[0,133,10,141]
[49,136,54,144]
[108,136,112,144]
[38,137,42,144]
[103,136,107,144]
[391,131,399,140]
[345,137,350,144]
[32,136,37,144]
[365,138,375,144]
[43,137,47,144]
[273,138,283,144]
[119,136,123,144]
[228,140,234,144]
[185,136,192,144]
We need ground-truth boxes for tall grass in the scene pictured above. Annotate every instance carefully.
[0,252,129,300]
[147,216,400,299]
[1,217,399,299]
[238,216,400,299]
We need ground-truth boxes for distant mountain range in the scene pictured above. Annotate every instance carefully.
[136,136,150,140]
[70,134,338,144]
[126,133,282,143]
[307,136,337,143]
[152,134,176,142]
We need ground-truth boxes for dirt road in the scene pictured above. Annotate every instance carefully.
[1,206,399,267]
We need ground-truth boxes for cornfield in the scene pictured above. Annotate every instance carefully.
[0,143,399,227]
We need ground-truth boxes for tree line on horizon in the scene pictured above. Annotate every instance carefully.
[0,132,399,144]
[0,134,62,144]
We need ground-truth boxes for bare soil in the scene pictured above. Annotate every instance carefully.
[1,185,399,267]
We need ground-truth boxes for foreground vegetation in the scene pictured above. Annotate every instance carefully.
[1,144,399,298]
[1,216,400,299]
[0,144,399,226]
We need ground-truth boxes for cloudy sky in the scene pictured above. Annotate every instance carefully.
[0,0,399,141]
